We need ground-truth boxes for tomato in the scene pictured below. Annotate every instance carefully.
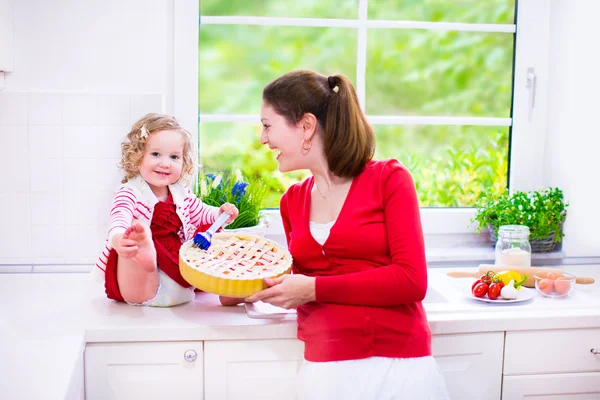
[472,279,483,292]
[472,282,489,298]
[488,283,502,300]
[479,271,494,285]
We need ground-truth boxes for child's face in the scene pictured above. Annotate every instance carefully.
[139,129,185,194]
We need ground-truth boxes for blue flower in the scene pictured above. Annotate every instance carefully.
[205,173,216,183]
[232,181,248,201]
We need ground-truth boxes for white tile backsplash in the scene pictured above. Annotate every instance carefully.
[61,94,97,126]
[31,224,65,263]
[62,158,96,192]
[64,224,100,263]
[92,125,128,158]
[27,93,62,125]
[30,158,63,192]
[63,126,97,158]
[0,93,27,125]
[30,192,63,225]
[1,91,163,265]
[89,94,131,125]
[29,125,63,159]
[0,192,32,260]
[95,158,122,193]
[130,94,163,125]
[64,192,99,225]
[0,125,30,192]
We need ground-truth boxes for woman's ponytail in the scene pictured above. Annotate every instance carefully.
[323,75,374,177]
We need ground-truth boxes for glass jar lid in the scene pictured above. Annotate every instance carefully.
[498,225,530,239]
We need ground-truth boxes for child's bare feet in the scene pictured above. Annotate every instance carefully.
[124,220,157,273]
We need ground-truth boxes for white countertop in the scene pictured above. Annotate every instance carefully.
[1,265,599,399]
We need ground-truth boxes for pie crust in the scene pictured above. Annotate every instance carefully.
[179,232,293,297]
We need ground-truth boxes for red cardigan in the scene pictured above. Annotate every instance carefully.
[280,159,431,362]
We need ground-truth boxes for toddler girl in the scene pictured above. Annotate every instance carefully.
[94,113,238,307]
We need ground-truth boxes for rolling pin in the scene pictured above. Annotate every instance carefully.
[447,264,596,288]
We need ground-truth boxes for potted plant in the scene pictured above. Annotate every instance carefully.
[197,169,269,236]
[471,187,569,252]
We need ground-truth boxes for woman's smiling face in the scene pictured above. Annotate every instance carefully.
[260,102,306,172]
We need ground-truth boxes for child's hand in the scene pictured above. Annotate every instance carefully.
[219,203,239,224]
[111,232,139,258]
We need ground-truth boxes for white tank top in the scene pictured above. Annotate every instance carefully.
[309,220,335,245]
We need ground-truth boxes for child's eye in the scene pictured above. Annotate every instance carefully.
[263,124,270,130]
[170,155,180,160]
[151,152,160,157]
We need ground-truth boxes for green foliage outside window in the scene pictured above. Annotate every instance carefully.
[199,0,515,208]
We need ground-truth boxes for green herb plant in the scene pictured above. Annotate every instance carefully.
[197,169,269,230]
[471,187,569,242]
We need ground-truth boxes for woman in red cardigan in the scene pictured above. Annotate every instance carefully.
[242,70,449,399]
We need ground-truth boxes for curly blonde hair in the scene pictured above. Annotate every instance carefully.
[120,113,195,184]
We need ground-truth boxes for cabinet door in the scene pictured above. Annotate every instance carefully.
[503,373,600,399]
[432,332,504,400]
[505,329,600,375]
[85,342,203,400]
[204,339,304,400]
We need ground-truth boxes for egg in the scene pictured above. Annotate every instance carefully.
[537,278,554,294]
[554,277,572,295]
[546,271,561,280]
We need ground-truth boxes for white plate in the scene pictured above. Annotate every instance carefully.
[469,286,536,303]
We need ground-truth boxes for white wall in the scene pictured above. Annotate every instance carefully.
[0,0,172,268]
[544,0,600,257]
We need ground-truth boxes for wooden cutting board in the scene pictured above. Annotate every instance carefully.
[447,264,595,288]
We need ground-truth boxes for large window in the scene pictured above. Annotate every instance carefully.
[198,0,517,209]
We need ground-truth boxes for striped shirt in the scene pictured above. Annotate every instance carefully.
[95,175,218,276]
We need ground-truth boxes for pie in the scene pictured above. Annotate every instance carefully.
[179,232,293,297]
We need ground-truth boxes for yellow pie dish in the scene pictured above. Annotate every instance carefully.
[179,232,293,298]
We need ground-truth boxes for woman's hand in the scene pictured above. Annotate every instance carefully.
[219,203,239,224]
[245,274,316,309]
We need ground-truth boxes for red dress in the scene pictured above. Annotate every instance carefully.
[104,194,195,301]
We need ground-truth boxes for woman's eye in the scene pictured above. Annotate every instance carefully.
[151,152,160,157]
[263,124,270,129]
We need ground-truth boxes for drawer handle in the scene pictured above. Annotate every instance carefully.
[591,349,600,355]
[184,349,197,362]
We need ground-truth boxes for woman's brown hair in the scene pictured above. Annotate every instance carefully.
[263,70,375,177]
[120,113,195,184]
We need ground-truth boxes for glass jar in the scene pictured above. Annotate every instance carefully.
[495,225,532,267]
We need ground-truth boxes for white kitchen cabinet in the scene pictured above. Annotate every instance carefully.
[204,339,304,400]
[66,346,85,400]
[502,372,600,399]
[502,328,600,400]
[204,333,504,400]
[84,341,203,400]
[504,328,600,375]
[432,332,505,400]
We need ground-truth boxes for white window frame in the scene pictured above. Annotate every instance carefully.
[174,0,550,245]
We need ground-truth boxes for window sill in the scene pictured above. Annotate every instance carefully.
[426,246,566,266]
[261,209,567,266]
